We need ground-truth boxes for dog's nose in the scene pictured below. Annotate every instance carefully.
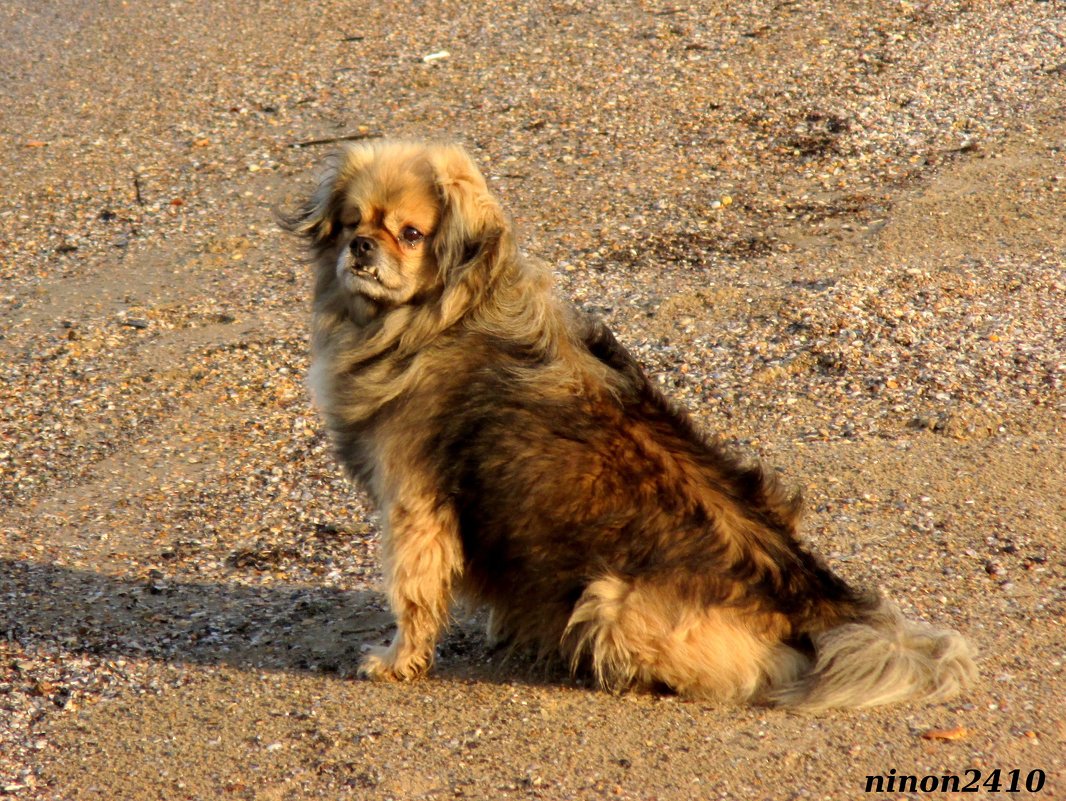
[351,236,376,257]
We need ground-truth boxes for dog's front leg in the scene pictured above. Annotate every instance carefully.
[359,499,462,681]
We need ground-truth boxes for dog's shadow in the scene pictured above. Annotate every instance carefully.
[1,559,560,687]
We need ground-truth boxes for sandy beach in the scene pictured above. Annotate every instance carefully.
[1,1,1063,798]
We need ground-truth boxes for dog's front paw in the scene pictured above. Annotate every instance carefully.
[358,644,431,682]
[357,648,399,681]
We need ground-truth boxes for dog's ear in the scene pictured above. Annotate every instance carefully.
[279,144,376,251]
[428,145,514,294]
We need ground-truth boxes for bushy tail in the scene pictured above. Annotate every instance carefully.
[768,601,977,711]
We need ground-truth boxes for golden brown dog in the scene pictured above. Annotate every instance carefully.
[283,140,976,709]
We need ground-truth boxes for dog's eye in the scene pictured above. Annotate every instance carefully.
[400,226,424,246]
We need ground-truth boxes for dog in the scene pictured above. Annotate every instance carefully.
[283,140,976,709]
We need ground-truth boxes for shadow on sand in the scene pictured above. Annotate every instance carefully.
[0,558,558,686]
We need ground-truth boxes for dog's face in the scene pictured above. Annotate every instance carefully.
[286,140,512,318]
[331,154,441,306]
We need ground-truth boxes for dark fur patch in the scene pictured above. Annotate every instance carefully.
[424,319,876,650]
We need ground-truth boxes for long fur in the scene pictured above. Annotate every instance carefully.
[283,139,976,709]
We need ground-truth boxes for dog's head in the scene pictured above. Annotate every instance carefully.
[284,140,512,318]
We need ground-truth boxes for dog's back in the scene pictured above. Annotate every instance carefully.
[432,314,975,708]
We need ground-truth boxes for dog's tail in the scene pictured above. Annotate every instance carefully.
[767,600,977,711]
[562,576,975,709]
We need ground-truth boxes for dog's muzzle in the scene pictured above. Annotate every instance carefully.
[347,236,381,281]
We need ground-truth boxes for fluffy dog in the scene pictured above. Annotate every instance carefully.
[283,140,975,709]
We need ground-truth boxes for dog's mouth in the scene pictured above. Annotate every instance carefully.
[350,264,381,283]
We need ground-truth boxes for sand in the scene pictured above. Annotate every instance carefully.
[1,1,1063,798]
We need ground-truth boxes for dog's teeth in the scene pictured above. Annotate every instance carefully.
[351,265,379,282]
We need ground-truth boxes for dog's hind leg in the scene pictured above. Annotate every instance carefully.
[359,497,463,681]
[564,575,807,702]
